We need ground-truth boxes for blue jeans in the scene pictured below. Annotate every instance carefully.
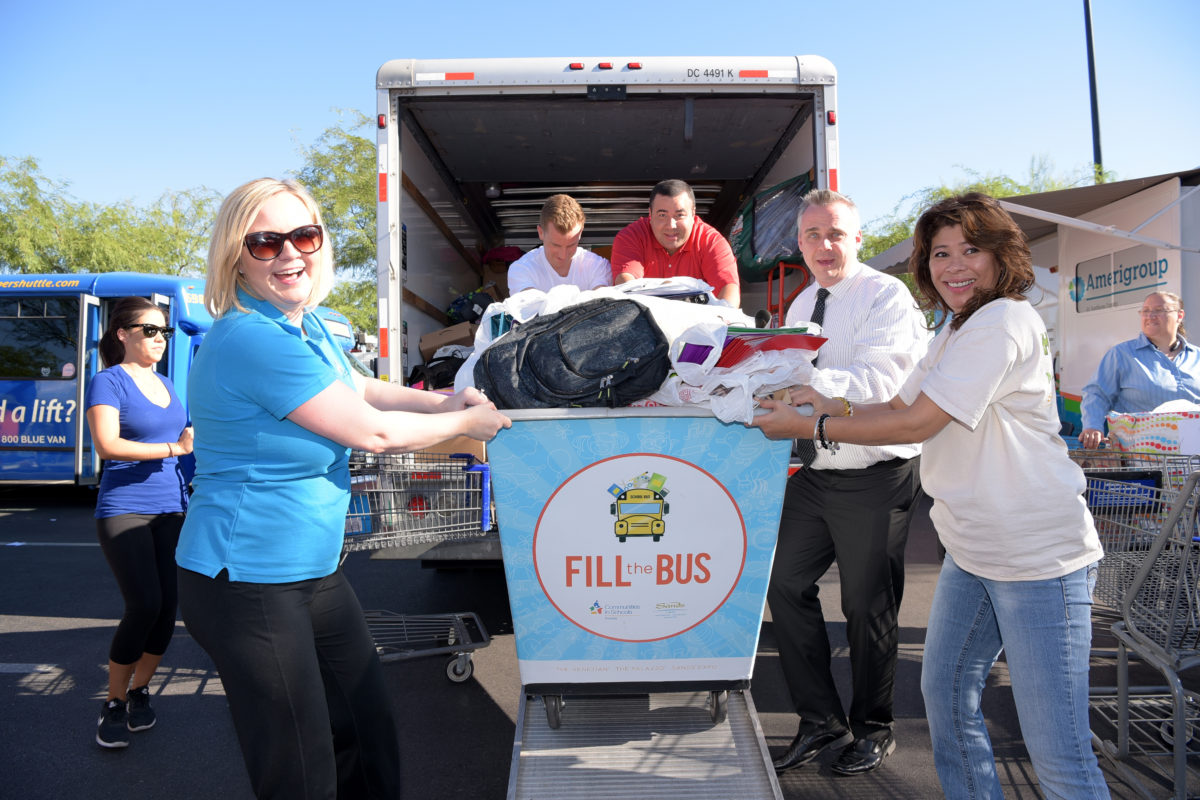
[920,555,1110,800]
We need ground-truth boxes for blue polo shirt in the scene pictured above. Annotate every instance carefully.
[176,291,356,582]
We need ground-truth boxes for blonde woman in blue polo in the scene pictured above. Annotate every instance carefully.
[176,178,509,800]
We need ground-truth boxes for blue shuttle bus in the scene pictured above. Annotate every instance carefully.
[0,272,356,485]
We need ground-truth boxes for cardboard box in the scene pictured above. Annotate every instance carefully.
[481,264,510,300]
[420,434,486,463]
[419,322,478,362]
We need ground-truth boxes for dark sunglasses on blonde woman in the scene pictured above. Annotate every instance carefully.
[243,225,324,261]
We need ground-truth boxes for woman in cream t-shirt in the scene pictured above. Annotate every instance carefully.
[753,193,1108,800]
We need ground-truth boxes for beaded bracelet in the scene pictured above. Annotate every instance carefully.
[816,413,840,453]
[836,396,853,417]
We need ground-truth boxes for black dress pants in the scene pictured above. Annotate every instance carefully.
[767,456,921,738]
[179,566,400,800]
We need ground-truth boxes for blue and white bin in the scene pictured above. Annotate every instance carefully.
[488,407,790,694]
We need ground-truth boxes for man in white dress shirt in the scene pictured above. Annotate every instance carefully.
[769,189,929,777]
[507,195,611,293]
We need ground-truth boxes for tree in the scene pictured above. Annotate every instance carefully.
[292,110,378,335]
[859,157,1114,262]
[0,155,217,276]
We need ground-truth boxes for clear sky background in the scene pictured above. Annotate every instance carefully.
[1,0,1196,231]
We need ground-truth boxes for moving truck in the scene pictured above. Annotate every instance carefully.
[373,55,841,383]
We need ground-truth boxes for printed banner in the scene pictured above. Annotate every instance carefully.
[488,411,789,685]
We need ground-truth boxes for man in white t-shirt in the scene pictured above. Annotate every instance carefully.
[507,194,611,293]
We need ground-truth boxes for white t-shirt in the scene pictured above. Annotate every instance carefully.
[507,247,611,293]
[899,299,1102,581]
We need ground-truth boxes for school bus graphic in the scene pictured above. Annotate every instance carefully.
[609,478,670,543]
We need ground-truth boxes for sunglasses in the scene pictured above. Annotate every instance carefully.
[243,225,324,261]
[127,323,175,340]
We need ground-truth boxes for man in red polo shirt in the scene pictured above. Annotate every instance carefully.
[612,179,741,307]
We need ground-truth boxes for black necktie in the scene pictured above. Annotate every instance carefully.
[794,287,830,467]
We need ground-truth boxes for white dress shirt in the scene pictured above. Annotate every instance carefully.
[785,260,930,470]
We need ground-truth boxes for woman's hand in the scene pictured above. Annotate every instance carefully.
[176,426,195,456]
[788,386,844,417]
[461,403,511,442]
[439,387,491,412]
[1079,428,1106,449]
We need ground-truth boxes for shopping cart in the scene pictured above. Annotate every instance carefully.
[344,451,492,550]
[1084,473,1179,625]
[1071,449,1200,491]
[342,451,493,682]
[1089,471,1200,800]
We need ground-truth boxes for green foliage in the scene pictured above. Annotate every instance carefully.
[859,157,1116,263]
[292,110,376,273]
[0,155,217,276]
[291,110,378,333]
[323,266,378,336]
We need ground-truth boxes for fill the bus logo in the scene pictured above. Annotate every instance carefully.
[532,453,746,642]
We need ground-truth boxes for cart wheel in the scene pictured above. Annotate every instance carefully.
[652,535,661,542]
[617,535,627,543]
[543,695,564,729]
[708,690,728,724]
[445,654,473,683]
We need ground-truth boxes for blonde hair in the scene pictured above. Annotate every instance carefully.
[539,194,586,234]
[204,178,335,318]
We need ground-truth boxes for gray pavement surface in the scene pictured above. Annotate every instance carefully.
[0,485,1181,799]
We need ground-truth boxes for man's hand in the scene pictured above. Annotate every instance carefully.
[1079,428,1106,449]
[749,398,815,440]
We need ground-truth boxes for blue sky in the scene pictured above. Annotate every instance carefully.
[1,0,1196,230]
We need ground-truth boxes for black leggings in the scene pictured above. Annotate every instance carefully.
[178,567,400,799]
[96,512,184,665]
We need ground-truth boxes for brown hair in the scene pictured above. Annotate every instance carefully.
[539,194,586,234]
[99,297,166,368]
[911,192,1034,331]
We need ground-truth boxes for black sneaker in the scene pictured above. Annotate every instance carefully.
[126,686,156,732]
[96,698,130,748]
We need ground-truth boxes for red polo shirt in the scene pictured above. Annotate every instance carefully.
[611,216,739,293]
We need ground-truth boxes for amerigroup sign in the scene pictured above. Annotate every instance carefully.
[1071,244,1174,312]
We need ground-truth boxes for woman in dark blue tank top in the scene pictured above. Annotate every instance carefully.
[84,297,193,749]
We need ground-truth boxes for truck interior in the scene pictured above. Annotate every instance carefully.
[399,92,821,251]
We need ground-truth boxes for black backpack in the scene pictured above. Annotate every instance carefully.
[408,354,466,391]
[473,298,670,409]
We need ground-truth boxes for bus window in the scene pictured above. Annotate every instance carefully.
[0,297,79,379]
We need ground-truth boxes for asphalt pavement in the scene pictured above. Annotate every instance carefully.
[0,484,1180,799]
